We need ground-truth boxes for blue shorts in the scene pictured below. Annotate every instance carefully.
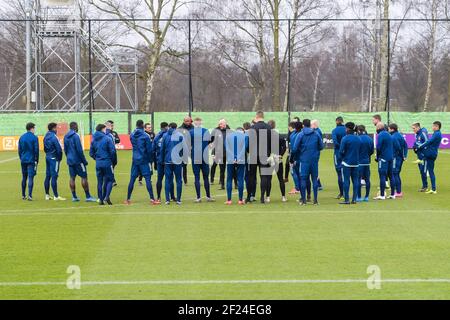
[96,166,115,181]
[131,163,153,178]
[392,157,404,174]
[69,163,88,179]
[378,159,393,175]
[21,162,37,177]
[46,159,60,178]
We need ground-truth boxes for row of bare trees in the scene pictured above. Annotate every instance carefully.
[0,0,449,113]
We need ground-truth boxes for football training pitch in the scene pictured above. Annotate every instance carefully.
[0,150,449,300]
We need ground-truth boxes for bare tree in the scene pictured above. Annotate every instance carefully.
[88,0,187,112]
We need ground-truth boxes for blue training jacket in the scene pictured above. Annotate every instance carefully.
[161,128,187,165]
[190,127,211,164]
[358,134,374,166]
[314,128,323,139]
[418,130,442,160]
[339,133,361,167]
[391,131,408,160]
[64,130,88,166]
[332,124,346,154]
[130,128,153,165]
[225,130,248,164]
[44,131,63,161]
[153,129,167,164]
[291,127,324,163]
[18,131,39,164]
[89,131,117,168]
[376,129,394,162]
[414,127,428,160]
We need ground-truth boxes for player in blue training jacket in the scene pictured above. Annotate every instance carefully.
[152,122,173,202]
[161,123,188,205]
[90,124,117,205]
[124,120,158,205]
[411,123,429,192]
[374,122,395,200]
[64,122,96,202]
[43,122,65,201]
[417,121,442,194]
[338,122,361,205]
[331,116,346,200]
[190,117,214,203]
[18,122,39,201]
[356,125,374,202]
[311,119,324,191]
[288,121,302,195]
[225,127,248,205]
[389,123,408,198]
[291,119,323,205]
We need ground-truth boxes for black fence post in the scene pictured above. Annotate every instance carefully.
[151,111,155,131]
[127,111,132,134]
[88,19,93,135]
[188,19,194,117]
[287,18,292,126]
[386,18,391,125]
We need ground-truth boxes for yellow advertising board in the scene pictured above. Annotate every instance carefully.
[0,135,92,152]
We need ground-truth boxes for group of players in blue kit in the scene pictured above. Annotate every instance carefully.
[17,111,443,206]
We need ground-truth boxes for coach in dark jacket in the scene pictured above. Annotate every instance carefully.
[180,116,193,185]
[247,111,273,204]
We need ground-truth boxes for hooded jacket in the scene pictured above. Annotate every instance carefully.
[413,127,428,159]
[391,131,408,160]
[211,126,229,161]
[161,128,187,165]
[376,129,394,162]
[332,124,346,154]
[89,131,117,168]
[418,130,442,160]
[18,131,39,164]
[64,130,88,166]
[358,134,374,166]
[190,127,211,164]
[44,130,63,161]
[153,129,168,164]
[339,133,361,167]
[288,130,300,163]
[130,128,153,165]
[226,130,248,165]
[291,127,324,163]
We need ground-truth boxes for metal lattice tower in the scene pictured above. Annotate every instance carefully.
[0,0,138,112]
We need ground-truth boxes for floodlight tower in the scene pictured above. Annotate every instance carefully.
[25,0,34,111]
[0,0,138,112]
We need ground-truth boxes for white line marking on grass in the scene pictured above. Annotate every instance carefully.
[1,279,450,287]
[0,157,18,164]
[0,192,239,216]
[0,208,449,217]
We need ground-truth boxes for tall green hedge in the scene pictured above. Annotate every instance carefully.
[0,112,447,135]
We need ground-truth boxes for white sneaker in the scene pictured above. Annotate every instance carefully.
[387,195,396,200]
[194,198,202,203]
[54,196,67,201]
[45,195,53,201]
[206,197,215,202]
[373,195,386,200]
[265,197,271,203]
[282,196,287,202]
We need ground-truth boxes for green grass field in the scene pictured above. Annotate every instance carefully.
[0,150,449,300]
